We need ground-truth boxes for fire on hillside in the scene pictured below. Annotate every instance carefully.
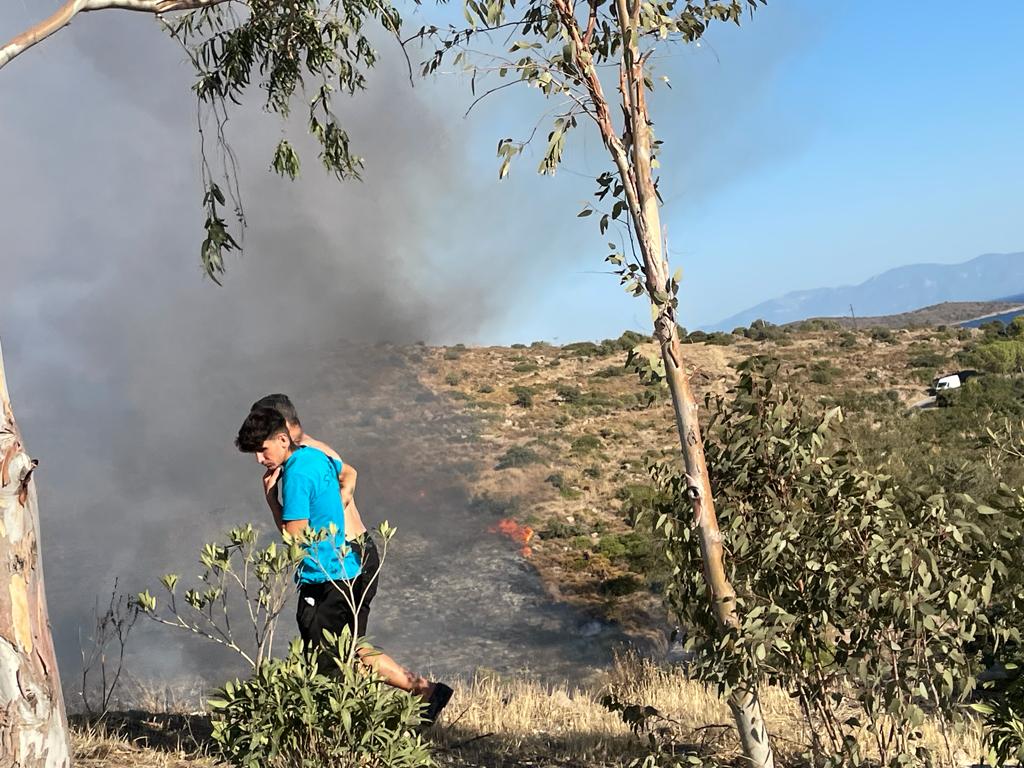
[489,519,535,557]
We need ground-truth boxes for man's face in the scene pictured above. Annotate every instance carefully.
[255,431,291,470]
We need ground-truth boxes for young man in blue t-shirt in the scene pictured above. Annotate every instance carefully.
[235,406,452,723]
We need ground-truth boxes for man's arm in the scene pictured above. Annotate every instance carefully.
[301,434,357,507]
[282,518,308,538]
[338,463,357,508]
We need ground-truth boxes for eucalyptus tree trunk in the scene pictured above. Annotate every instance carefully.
[0,340,71,768]
[547,0,775,763]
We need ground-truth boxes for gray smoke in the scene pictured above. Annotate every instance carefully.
[0,5,583,691]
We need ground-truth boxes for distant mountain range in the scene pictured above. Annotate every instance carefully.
[708,252,1024,331]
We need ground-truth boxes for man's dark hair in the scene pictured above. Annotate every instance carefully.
[236,407,291,453]
[251,393,301,427]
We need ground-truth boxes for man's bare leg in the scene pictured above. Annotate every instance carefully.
[356,646,436,700]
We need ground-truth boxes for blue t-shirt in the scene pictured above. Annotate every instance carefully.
[280,445,361,584]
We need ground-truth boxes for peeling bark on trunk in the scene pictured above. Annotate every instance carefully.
[0,340,71,768]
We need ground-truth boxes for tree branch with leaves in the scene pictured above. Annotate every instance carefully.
[2,0,402,280]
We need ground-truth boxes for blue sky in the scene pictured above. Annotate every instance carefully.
[454,1,1024,344]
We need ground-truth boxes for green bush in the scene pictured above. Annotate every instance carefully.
[496,445,542,469]
[539,518,588,539]
[477,383,495,394]
[563,341,603,357]
[468,494,521,517]
[808,360,839,385]
[839,332,857,348]
[443,348,462,360]
[599,574,643,597]
[965,339,1024,374]
[643,373,1023,766]
[704,332,735,346]
[870,326,896,344]
[907,351,947,369]
[936,375,1024,417]
[444,372,462,386]
[510,385,535,408]
[570,434,602,455]
[209,635,431,768]
[512,361,539,373]
[555,383,584,403]
[974,667,1024,765]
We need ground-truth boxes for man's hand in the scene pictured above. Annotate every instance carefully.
[262,467,284,531]
[263,467,281,495]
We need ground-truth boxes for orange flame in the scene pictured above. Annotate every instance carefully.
[489,518,535,557]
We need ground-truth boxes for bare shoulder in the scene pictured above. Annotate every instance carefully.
[301,434,342,461]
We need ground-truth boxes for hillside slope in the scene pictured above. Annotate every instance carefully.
[413,325,973,645]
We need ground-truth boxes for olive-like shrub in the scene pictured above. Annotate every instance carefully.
[640,371,1023,766]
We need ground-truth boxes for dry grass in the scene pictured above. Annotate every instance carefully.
[71,652,985,768]
[72,714,216,768]
[433,652,984,767]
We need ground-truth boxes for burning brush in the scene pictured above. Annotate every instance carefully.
[489,518,535,557]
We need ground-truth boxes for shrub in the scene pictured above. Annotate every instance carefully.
[974,668,1024,765]
[444,372,462,386]
[965,339,1024,374]
[596,365,627,378]
[808,360,839,385]
[704,332,735,346]
[443,348,462,360]
[599,574,643,597]
[839,332,857,348]
[496,445,542,469]
[545,472,565,489]
[685,330,707,344]
[563,341,603,357]
[870,326,896,343]
[478,383,495,394]
[746,319,788,343]
[210,635,431,768]
[468,494,521,517]
[570,434,602,455]
[510,343,527,349]
[555,383,584,403]
[512,361,539,373]
[539,518,588,539]
[643,373,1023,767]
[907,351,947,369]
[510,385,535,407]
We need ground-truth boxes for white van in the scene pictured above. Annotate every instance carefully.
[932,373,961,392]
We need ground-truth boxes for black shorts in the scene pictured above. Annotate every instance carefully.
[296,536,381,666]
